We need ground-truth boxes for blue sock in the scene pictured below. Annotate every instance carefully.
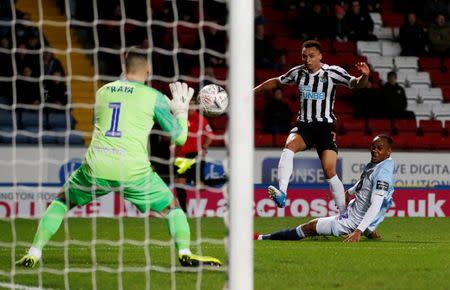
[263,228,304,240]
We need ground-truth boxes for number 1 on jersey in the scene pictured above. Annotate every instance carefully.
[106,102,122,137]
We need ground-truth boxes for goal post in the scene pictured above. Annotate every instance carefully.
[0,0,254,289]
[228,0,254,289]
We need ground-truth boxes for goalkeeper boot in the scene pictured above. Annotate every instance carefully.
[268,185,286,208]
[16,255,39,269]
[179,253,222,267]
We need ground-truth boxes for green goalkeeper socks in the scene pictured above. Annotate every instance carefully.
[32,199,68,250]
[166,207,190,251]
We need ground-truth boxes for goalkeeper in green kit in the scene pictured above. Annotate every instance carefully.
[16,48,222,268]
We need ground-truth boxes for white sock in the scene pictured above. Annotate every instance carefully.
[326,175,346,215]
[178,248,192,256]
[28,246,42,261]
[278,148,295,193]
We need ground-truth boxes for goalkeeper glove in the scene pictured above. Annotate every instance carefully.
[168,82,194,119]
[174,157,196,174]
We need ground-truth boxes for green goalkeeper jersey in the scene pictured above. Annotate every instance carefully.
[83,80,187,181]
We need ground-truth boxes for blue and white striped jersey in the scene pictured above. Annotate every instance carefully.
[279,63,356,123]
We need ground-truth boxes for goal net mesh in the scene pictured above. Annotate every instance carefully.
[0,0,229,289]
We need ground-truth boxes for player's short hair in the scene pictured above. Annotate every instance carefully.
[302,40,322,52]
[125,46,148,72]
[376,134,394,148]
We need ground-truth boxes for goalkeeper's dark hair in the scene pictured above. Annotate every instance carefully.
[376,134,394,148]
[303,40,322,52]
[125,46,148,72]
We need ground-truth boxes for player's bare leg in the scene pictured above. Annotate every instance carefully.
[269,133,307,208]
[320,150,346,215]
[16,191,73,268]
[160,199,222,267]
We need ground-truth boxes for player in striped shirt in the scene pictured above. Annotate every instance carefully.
[16,48,221,268]
[255,135,394,242]
[254,40,370,216]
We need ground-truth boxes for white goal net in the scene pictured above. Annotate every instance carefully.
[0,0,253,289]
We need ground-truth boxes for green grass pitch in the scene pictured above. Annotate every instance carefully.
[1,217,449,290]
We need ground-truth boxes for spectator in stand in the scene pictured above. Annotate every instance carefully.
[202,24,227,67]
[345,0,377,41]
[380,71,415,119]
[366,0,382,12]
[16,66,41,105]
[423,0,450,22]
[263,87,293,134]
[255,0,265,25]
[399,12,428,56]
[0,37,13,103]
[44,70,68,109]
[43,51,65,76]
[331,4,349,42]
[303,3,330,40]
[174,104,213,213]
[255,23,276,68]
[15,12,40,45]
[428,13,450,58]
[351,78,380,119]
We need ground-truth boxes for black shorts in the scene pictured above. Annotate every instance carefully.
[290,121,338,155]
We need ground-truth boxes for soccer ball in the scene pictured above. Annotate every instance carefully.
[197,84,229,117]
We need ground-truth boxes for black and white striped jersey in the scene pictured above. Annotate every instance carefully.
[279,63,356,123]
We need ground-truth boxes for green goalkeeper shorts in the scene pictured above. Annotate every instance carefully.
[64,164,173,213]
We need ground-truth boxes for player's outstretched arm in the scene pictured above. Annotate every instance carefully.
[254,77,281,95]
[351,62,370,89]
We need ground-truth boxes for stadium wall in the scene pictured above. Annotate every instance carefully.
[0,185,449,218]
[1,147,450,187]
[1,147,449,218]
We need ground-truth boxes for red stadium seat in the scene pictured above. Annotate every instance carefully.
[430,71,450,88]
[214,67,228,81]
[333,41,356,55]
[263,10,285,22]
[445,120,450,135]
[442,88,450,103]
[338,116,367,134]
[255,119,264,133]
[338,132,372,149]
[255,69,278,84]
[382,12,404,27]
[418,119,443,136]
[334,100,353,114]
[393,119,417,135]
[274,134,287,147]
[418,57,442,72]
[367,118,393,135]
[393,132,417,150]
[255,134,273,147]
[208,114,228,131]
[271,37,302,52]
[434,135,450,150]
[413,135,436,150]
[177,26,198,49]
[255,97,266,112]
